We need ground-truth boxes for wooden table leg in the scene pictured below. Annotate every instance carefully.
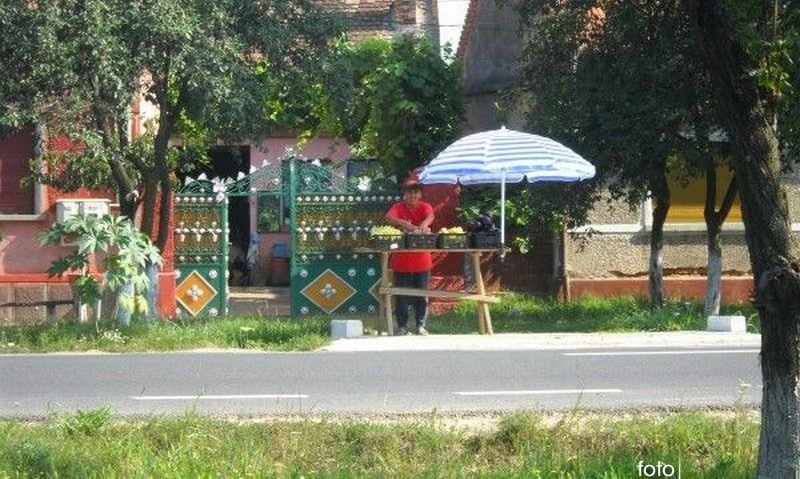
[471,252,493,334]
[476,301,487,335]
[380,252,394,335]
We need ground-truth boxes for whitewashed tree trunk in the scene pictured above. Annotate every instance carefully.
[144,261,158,322]
[115,283,134,327]
[703,169,736,318]
[683,1,800,475]
[758,365,800,479]
[704,229,722,317]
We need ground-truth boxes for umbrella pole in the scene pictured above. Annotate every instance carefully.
[500,172,506,248]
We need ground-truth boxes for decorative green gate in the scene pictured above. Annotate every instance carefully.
[289,159,398,317]
[174,183,228,317]
[175,165,287,317]
[174,159,396,318]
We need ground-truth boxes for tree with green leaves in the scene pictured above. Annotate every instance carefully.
[2,0,341,251]
[322,35,465,180]
[1,0,341,319]
[514,0,734,309]
[38,214,162,325]
[682,0,800,475]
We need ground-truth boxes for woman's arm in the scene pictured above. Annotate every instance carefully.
[418,205,435,233]
[385,211,415,232]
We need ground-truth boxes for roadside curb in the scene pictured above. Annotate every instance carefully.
[322,331,761,352]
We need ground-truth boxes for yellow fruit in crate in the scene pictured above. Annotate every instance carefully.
[439,226,465,234]
[371,225,402,236]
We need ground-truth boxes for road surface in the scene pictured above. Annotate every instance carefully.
[0,345,760,417]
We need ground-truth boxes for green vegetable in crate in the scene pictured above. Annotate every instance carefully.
[439,226,465,234]
[371,225,402,236]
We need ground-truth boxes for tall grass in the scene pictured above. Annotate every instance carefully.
[0,410,758,478]
[431,294,760,335]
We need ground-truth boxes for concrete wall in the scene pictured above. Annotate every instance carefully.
[567,173,800,292]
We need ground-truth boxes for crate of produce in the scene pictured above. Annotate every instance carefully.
[470,231,502,249]
[437,228,469,249]
[368,234,404,250]
[369,226,405,250]
[405,233,439,249]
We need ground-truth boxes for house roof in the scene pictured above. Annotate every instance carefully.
[456,0,480,57]
[316,0,405,40]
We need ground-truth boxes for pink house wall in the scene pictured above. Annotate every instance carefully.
[1,132,116,281]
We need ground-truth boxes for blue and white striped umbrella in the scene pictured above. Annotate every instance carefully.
[419,127,595,185]
[419,127,595,245]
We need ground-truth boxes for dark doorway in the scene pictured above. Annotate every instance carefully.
[198,146,251,286]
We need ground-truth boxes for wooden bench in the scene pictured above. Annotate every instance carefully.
[379,286,499,335]
[364,248,501,335]
[378,287,500,304]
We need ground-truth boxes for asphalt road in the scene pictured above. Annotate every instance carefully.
[0,346,761,417]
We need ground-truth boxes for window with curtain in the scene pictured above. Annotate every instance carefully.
[0,129,35,215]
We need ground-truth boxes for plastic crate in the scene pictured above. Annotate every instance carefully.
[369,234,405,250]
[437,233,468,249]
[470,231,502,249]
[405,233,439,249]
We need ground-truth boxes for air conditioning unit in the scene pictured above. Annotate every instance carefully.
[55,199,112,246]
[55,199,111,223]
[55,200,80,223]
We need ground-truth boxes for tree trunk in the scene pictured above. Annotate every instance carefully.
[115,282,134,327]
[559,227,570,302]
[92,80,138,221]
[684,1,800,476]
[551,228,562,298]
[144,261,158,322]
[140,175,158,237]
[648,166,670,308]
[703,169,737,318]
[705,221,722,317]
[153,83,173,252]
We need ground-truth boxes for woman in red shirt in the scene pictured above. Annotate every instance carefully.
[384,181,435,336]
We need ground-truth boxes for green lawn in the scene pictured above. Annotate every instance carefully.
[0,295,760,353]
[429,294,760,335]
[0,410,758,478]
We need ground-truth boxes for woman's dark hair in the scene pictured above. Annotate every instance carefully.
[403,181,423,193]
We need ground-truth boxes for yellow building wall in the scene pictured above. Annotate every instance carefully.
[667,167,742,223]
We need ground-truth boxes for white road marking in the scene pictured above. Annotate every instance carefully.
[452,389,622,396]
[564,349,759,356]
[131,394,308,401]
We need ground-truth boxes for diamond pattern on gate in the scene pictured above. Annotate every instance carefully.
[176,270,218,316]
[369,279,382,303]
[301,269,357,314]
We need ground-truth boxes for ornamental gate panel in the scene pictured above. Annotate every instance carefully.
[174,159,396,319]
[289,159,399,317]
[175,164,287,317]
[174,188,228,318]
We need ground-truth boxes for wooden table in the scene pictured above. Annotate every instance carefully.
[356,248,502,335]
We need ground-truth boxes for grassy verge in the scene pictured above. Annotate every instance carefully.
[0,295,760,353]
[0,317,330,353]
[429,294,760,335]
[0,409,758,478]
